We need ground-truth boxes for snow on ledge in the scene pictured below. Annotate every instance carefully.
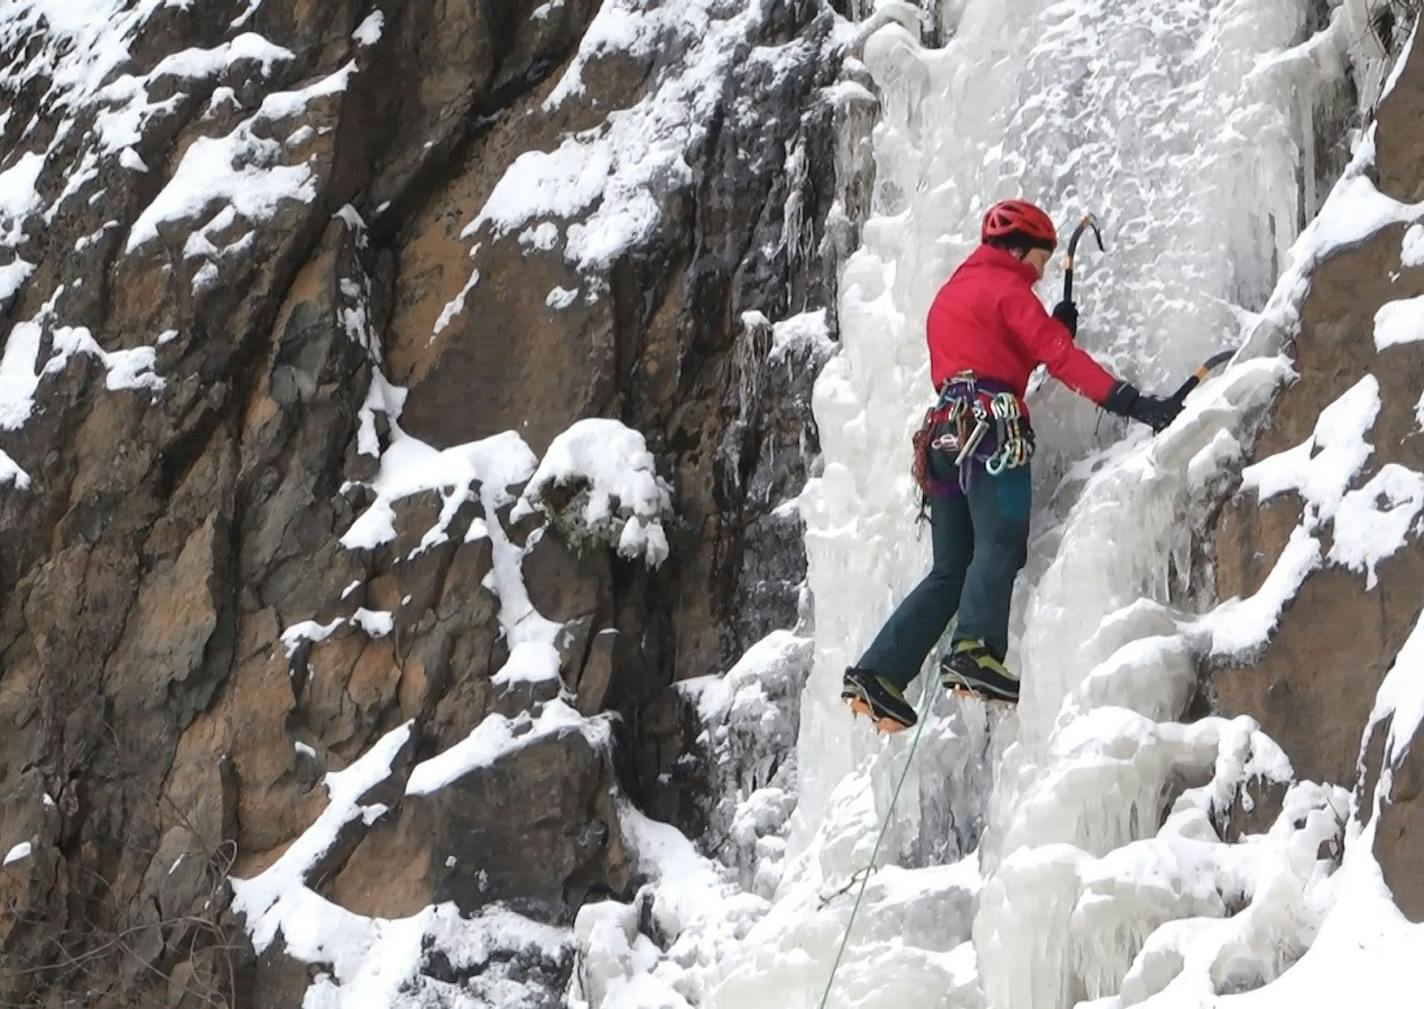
[232,721,412,953]
[0,448,30,491]
[1240,374,1379,519]
[342,428,536,552]
[1329,464,1424,589]
[405,699,599,797]
[1369,604,1424,765]
[1404,224,1424,268]
[1374,294,1424,351]
[513,418,673,567]
[3,841,32,866]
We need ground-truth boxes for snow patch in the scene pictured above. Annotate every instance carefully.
[514,418,673,566]
[125,61,357,256]
[464,0,771,272]
[0,448,29,490]
[1374,295,1424,350]
[349,608,392,638]
[1241,375,1380,520]
[352,11,384,47]
[280,618,344,657]
[546,285,579,310]
[489,640,562,688]
[1404,223,1424,268]
[769,309,835,365]
[405,700,595,796]
[1329,463,1424,588]
[3,841,31,866]
[232,721,411,952]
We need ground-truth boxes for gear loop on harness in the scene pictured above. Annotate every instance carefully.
[913,374,1036,497]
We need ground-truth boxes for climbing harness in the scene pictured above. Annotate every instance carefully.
[1062,213,1106,307]
[816,674,941,1009]
[912,372,1035,505]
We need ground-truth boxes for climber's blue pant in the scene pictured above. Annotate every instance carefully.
[857,458,1031,690]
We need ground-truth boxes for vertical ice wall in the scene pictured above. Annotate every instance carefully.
[574,3,1389,1008]
[777,0,1372,1006]
[798,0,1358,851]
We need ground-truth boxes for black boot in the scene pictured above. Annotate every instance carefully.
[939,639,1020,703]
[841,668,918,732]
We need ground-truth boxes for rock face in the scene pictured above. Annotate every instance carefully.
[1210,23,1424,922]
[0,1,866,1004]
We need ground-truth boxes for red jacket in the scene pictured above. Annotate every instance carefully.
[926,244,1116,405]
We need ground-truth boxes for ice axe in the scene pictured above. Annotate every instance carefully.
[1169,349,1237,408]
[1062,213,1106,306]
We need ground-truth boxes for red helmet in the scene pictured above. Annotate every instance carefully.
[982,200,1058,249]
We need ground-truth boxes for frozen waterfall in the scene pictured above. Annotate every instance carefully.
[572,2,1403,1007]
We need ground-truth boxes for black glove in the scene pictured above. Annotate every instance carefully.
[1051,300,1078,336]
[1102,380,1182,433]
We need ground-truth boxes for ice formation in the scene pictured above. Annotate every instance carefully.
[570,2,1422,1008]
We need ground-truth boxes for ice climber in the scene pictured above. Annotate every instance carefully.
[842,199,1183,731]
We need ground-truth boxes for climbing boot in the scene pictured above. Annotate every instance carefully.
[940,639,1020,704]
[841,668,917,733]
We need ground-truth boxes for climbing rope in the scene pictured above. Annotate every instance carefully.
[816,674,942,1009]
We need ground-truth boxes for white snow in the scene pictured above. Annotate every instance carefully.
[349,608,393,638]
[342,428,535,551]
[514,418,673,566]
[572,4,1417,1009]
[125,61,356,256]
[0,447,30,490]
[45,327,165,394]
[769,309,835,365]
[232,721,411,951]
[1380,16,1419,103]
[352,11,384,47]
[125,131,312,253]
[280,618,344,656]
[1370,604,1424,764]
[520,221,560,251]
[294,741,317,759]
[2,841,31,866]
[1404,223,1424,268]
[0,259,34,303]
[1374,294,1424,350]
[546,285,579,310]
[405,699,593,796]
[430,269,479,338]
[0,151,43,243]
[1328,464,1424,588]
[489,639,562,688]
[457,0,777,277]
[1241,375,1379,520]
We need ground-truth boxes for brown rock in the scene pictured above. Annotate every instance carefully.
[0,0,852,1002]
[1213,223,1424,786]
[1368,716,1424,922]
[1210,35,1424,923]
[1377,24,1424,203]
[329,719,628,920]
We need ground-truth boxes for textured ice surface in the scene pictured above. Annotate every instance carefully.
[572,3,1416,1009]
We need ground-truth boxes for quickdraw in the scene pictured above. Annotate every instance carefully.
[912,372,1035,502]
[984,392,1032,475]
